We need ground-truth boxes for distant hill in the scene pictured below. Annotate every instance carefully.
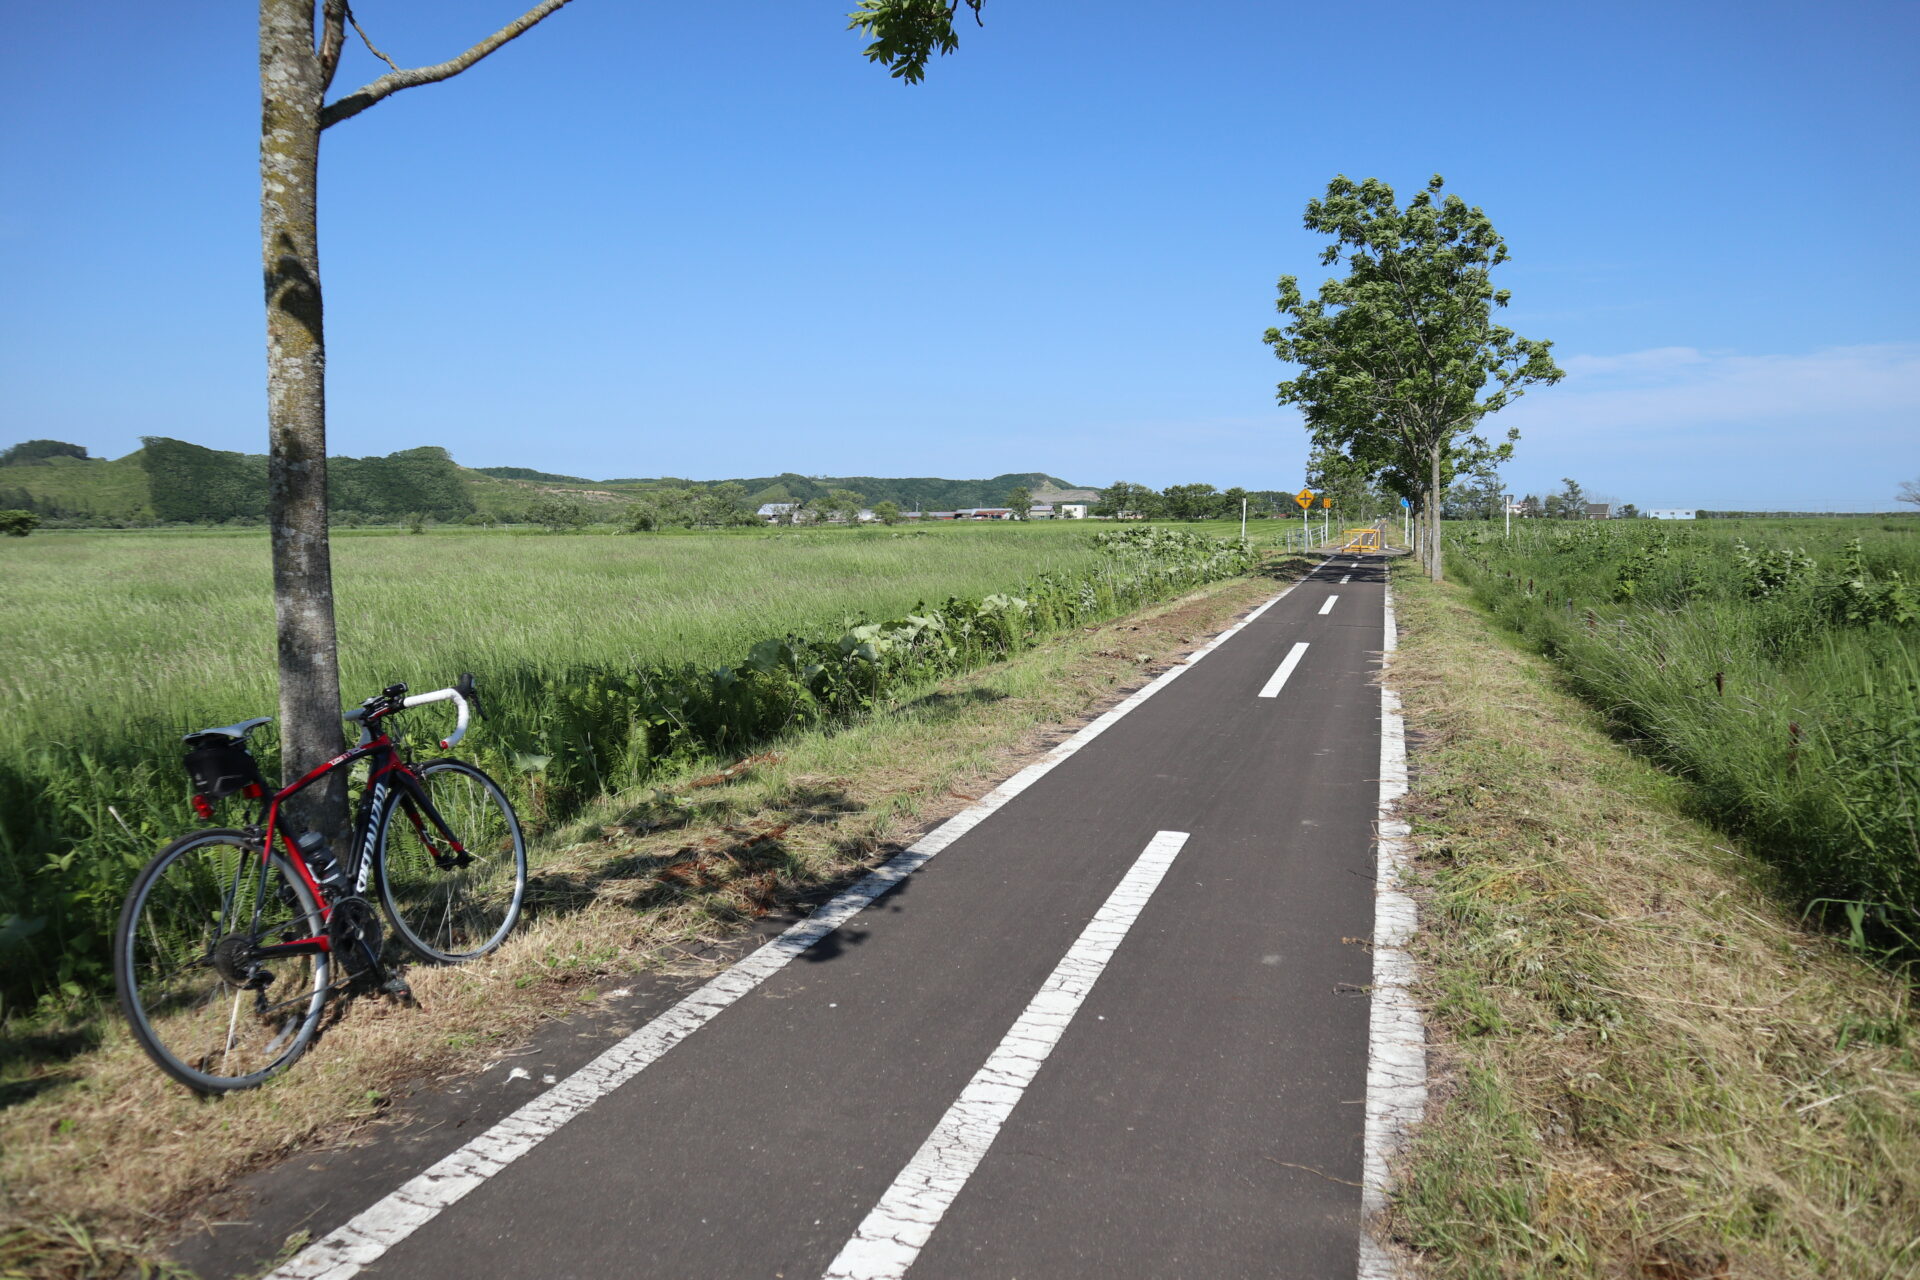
[0,437,1087,525]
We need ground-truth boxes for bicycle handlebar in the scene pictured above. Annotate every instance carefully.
[341,679,474,750]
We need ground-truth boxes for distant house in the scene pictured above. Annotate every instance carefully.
[756,502,798,524]
[856,508,878,523]
[1058,503,1089,519]
[1585,502,1614,520]
[954,507,1014,520]
[1648,508,1697,520]
[923,510,957,521]
[1027,503,1056,519]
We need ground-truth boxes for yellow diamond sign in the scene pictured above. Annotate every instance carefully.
[1294,488,1315,509]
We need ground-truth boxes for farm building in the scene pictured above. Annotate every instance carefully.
[1648,509,1697,520]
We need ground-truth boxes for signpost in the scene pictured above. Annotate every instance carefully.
[1295,488,1314,549]
[1399,496,1411,549]
[1320,495,1332,545]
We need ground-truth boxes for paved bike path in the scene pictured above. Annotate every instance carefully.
[210,555,1389,1280]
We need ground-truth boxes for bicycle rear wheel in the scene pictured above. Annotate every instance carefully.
[114,829,330,1093]
[375,760,527,964]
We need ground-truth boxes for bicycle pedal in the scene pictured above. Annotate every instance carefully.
[379,971,418,1007]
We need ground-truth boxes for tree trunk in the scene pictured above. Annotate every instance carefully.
[1428,440,1445,581]
[261,1,347,835]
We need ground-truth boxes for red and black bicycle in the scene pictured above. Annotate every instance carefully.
[112,674,526,1093]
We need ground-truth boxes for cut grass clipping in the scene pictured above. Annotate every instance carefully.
[1386,570,1920,1279]
[0,570,1290,1258]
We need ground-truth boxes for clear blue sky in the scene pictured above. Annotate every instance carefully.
[2,1,1915,508]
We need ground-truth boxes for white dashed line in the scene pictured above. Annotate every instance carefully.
[1340,574,1351,584]
[1257,642,1311,699]
[821,831,1193,1280]
[264,588,1296,1280]
[1319,595,1339,616]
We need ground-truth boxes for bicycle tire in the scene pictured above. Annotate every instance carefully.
[374,759,527,964]
[114,828,330,1093]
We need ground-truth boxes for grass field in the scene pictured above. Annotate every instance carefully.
[0,521,1252,1013]
[1445,515,1920,958]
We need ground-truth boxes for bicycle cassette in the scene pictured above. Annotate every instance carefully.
[327,896,385,980]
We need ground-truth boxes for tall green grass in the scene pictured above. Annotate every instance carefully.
[1447,517,1920,953]
[0,522,1252,1011]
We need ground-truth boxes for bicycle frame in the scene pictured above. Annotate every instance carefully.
[227,709,469,967]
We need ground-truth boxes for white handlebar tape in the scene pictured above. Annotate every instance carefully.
[400,687,471,750]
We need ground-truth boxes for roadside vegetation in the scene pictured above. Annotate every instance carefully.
[0,564,1291,1262]
[1445,516,1919,956]
[0,523,1248,1016]
[1388,566,1920,1278]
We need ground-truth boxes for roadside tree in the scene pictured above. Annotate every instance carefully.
[1161,483,1222,522]
[1003,486,1033,520]
[1264,174,1562,580]
[873,500,903,525]
[1094,482,1159,520]
[255,0,988,836]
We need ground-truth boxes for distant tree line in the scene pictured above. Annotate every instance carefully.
[139,438,475,524]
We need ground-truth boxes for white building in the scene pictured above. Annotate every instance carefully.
[1648,508,1697,520]
[756,502,798,524]
[1058,503,1089,519]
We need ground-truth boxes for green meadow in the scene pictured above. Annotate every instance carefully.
[1446,516,1920,955]
[0,521,1251,1011]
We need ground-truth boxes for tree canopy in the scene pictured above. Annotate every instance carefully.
[1264,175,1561,578]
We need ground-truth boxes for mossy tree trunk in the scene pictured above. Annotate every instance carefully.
[261,0,347,831]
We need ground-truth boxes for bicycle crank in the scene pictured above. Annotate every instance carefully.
[327,897,385,981]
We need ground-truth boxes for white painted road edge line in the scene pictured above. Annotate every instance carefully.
[1257,641,1311,699]
[1358,571,1428,1280]
[1319,594,1340,616]
[822,831,1193,1280]
[266,586,1296,1280]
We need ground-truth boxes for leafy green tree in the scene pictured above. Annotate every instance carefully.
[1617,503,1642,519]
[873,500,903,525]
[822,489,868,524]
[1003,486,1033,519]
[1264,174,1562,580]
[1558,477,1587,518]
[0,509,41,536]
[529,495,590,532]
[1094,481,1159,520]
[1161,483,1220,522]
[0,440,89,467]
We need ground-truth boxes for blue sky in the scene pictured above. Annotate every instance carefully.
[2,0,1915,508]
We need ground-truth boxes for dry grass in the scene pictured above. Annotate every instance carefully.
[1386,571,1920,1278]
[0,571,1286,1266]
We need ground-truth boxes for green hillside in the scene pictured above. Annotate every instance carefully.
[1,436,1086,526]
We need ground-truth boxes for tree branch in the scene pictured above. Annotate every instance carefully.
[318,0,350,91]
[349,10,402,73]
[321,0,575,130]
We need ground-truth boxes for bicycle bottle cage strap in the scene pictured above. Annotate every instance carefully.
[183,738,266,799]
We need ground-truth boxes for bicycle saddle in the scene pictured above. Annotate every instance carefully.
[182,716,273,744]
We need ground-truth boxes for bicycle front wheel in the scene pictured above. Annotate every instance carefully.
[375,760,527,963]
[114,829,330,1093]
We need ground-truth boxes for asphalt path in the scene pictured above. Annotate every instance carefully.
[207,552,1390,1280]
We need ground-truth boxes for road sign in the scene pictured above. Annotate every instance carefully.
[1294,488,1315,509]
[1399,497,1411,508]
[1320,497,1333,509]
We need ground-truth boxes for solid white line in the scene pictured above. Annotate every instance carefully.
[266,586,1298,1280]
[1257,641,1311,699]
[1357,574,1428,1280]
[1319,595,1340,616]
[822,831,1192,1280]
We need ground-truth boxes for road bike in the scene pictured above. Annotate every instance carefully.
[113,674,527,1093]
